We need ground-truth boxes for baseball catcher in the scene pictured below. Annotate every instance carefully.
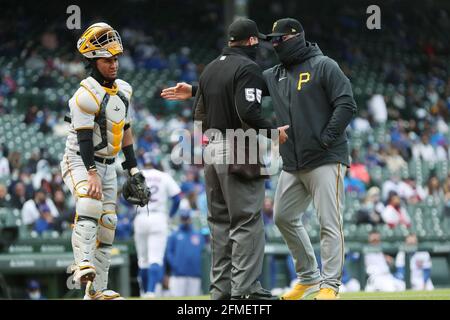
[60,22,150,300]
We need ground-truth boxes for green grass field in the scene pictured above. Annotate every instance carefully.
[338,289,450,300]
[136,288,450,300]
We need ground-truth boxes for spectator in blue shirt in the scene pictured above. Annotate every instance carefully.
[25,280,46,300]
[33,203,55,235]
[166,209,205,297]
[344,171,366,196]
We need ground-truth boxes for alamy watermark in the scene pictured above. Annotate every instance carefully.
[170,121,282,176]
[66,264,81,290]
[66,5,81,30]
[366,5,381,29]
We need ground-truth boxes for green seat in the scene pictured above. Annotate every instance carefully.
[378,225,395,242]
[436,160,449,178]
[430,257,450,287]
[368,166,383,185]
[41,230,60,239]
[421,161,432,182]
[350,224,373,242]
[61,229,73,240]
[392,225,409,241]
[0,208,9,224]
[343,209,355,223]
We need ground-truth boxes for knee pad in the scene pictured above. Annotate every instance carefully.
[97,212,117,245]
[99,212,118,231]
[76,197,103,221]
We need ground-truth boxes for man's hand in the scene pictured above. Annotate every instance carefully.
[87,170,102,200]
[278,125,289,144]
[161,82,192,100]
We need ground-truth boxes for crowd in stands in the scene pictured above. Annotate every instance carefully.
[364,231,434,292]
[1,0,450,293]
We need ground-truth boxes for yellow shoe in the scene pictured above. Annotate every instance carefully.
[281,282,320,300]
[314,288,339,300]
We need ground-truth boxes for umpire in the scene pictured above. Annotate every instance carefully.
[264,18,357,299]
[193,18,288,300]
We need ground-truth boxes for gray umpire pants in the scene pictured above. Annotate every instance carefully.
[274,163,346,292]
[204,139,266,299]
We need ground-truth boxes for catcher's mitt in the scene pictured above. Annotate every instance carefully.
[122,172,151,207]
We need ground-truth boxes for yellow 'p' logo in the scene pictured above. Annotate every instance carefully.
[297,72,310,91]
[272,22,277,32]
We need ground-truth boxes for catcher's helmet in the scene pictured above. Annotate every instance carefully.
[77,22,123,59]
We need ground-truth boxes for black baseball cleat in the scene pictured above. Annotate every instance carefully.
[231,288,279,300]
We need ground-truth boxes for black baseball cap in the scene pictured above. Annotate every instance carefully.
[228,18,267,41]
[267,18,304,38]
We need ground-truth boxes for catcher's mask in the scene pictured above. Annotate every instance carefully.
[77,22,123,59]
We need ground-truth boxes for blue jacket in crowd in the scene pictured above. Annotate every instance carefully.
[166,225,205,277]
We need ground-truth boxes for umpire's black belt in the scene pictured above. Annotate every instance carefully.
[76,152,115,165]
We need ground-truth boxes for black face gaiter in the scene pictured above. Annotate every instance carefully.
[237,43,259,61]
[88,59,115,88]
[274,32,307,67]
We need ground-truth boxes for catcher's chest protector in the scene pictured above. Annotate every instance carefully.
[71,76,132,157]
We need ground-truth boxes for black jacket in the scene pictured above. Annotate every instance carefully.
[193,47,274,134]
[263,42,357,171]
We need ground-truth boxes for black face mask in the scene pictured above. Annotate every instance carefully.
[238,43,259,61]
[274,33,307,67]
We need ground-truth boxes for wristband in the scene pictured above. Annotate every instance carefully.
[192,85,198,97]
[129,167,139,176]
[121,144,138,170]
[88,165,97,174]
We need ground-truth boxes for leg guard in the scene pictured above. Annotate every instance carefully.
[93,211,117,292]
[72,197,102,265]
